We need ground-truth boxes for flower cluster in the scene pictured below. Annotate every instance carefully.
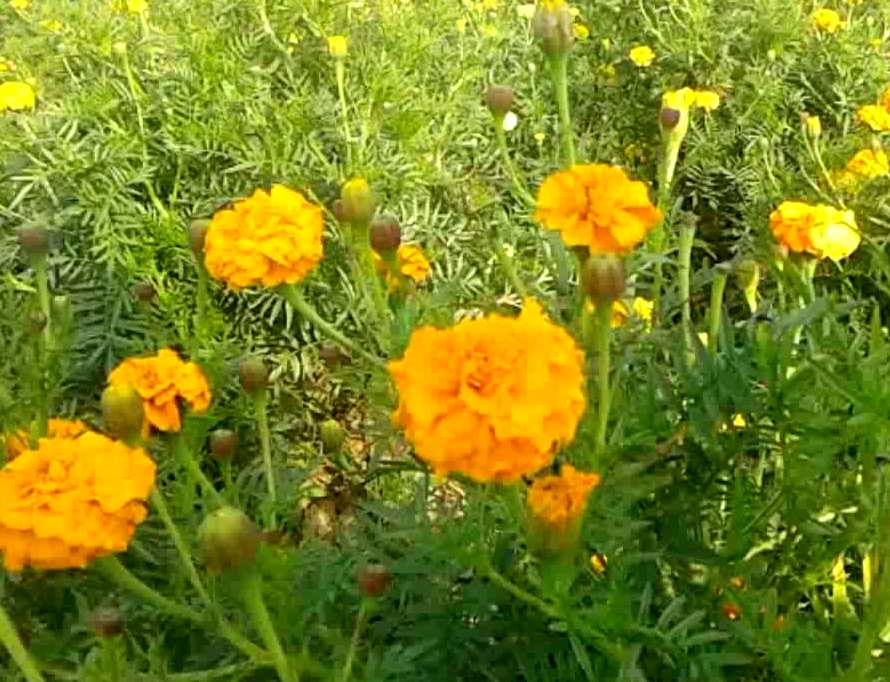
[107,348,211,433]
[857,88,890,132]
[389,299,585,482]
[4,419,88,460]
[769,201,860,261]
[0,431,155,571]
[534,164,662,254]
[203,184,324,289]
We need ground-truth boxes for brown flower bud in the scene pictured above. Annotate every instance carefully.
[101,384,146,441]
[357,564,391,597]
[209,429,239,461]
[26,310,47,335]
[17,226,50,257]
[89,607,124,638]
[369,215,402,254]
[660,107,681,130]
[189,219,210,255]
[340,178,376,225]
[581,255,625,304]
[320,419,346,453]
[484,85,514,117]
[332,199,348,223]
[133,281,156,304]
[239,357,269,394]
[319,344,347,368]
[198,507,260,574]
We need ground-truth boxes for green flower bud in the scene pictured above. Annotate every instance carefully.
[209,429,239,461]
[189,219,210,255]
[320,419,346,453]
[198,507,260,574]
[101,384,146,441]
[340,178,376,225]
[581,255,625,304]
[239,357,269,394]
[532,0,574,55]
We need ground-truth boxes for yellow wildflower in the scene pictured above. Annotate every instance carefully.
[845,149,889,179]
[9,0,29,9]
[629,45,655,67]
[811,8,843,33]
[0,81,36,112]
[126,0,148,14]
[573,23,589,40]
[327,35,348,58]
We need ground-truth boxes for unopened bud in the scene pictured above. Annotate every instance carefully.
[357,564,391,597]
[239,357,269,394]
[189,219,210,255]
[101,384,146,441]
[26,310,47,335]
[340,178,376,225]
[532,0,574,55]
[17,226,50,257]
[209,429,239,461]
[484,85,514,117]
[803,114,822,139]
[369,215,402,254]
[332,199,348,223]
[133,281,156,304]
[660,107,681,130]
[198,507,260,574]
[319,344,347,367]
[320,419,346,453]
[89,607,124,638]
[581,256,625,304]
[734,259,760,314]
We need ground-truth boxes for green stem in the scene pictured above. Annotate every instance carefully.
[240,571,296,682]
[195,265,209,350]
[493,121,535,206]
[174,434,227,509]
[708,269,728,355]
[335,61,353,171]
[253,391,277,528]
[593,302,613,459]
[0,601,45,682]
[339,599,371,682]
[548,53,576,166]
[150,489,212,605]
[280,285,386,367]
[34,257,52,349]
[678,222,696,364]
[481,565,561,621]
[651,132,683,324]
[490,224,528,297]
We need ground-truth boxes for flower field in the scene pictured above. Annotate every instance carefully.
[2,0,890,680]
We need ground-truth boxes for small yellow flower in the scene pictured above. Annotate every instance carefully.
[632,297,654,329]
[534,131,546,143]
[126,0,148,14]
[858,104,890,132]
[629,45,655,67]
[327,35,348,58]
[811,8,843,34]
[0,61,12,74]
[805,115,822,138]
[845,148,889,179]
[692,90,720,112]
[0,81,36,112]
[573,23,589,40]
[9,0,29,9]
[590,553,608,575]
[39,19,64,33]
[455,17,468,33]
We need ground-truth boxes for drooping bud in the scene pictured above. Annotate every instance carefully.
[89,607,124,638]
[484,85,514,117]
[581,255,625,304]
[189,219,210,255]
[320,419,346,453]
[239,357,269,394]
[16,226,50,257]
[734,259,761,314]
[531,0,574,55]
[133,281,157,304]
[340,178,376,225]
[198,506,260,574]
[101,384,146,441]
[357,564,391,597]
[369,215,402,254]
[209,429,239,461]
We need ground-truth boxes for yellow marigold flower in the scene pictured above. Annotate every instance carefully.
[373,243,432,290]
[769,201,860,261]
[857,104,890,132]
[389,299,585,483]
[327,35,348,58]
[9,0,29,9]
[846,148,889,179]
[204,185,324,289]
[107,348,211,433]
[39,19,64,33]
[0,431,155,571]
[126,0,147,13]
[629,45,655,67]
[662,87,696,112]
[811,8,843,33]
[692,90,720,112]
[0,81,36,112]
[527,464,601,553]
[535,164,662,254]
[4,419,89,460]
[632,296,654,329]
[589,296,653,330]
[573,23,589,40]
[805,115,822,138]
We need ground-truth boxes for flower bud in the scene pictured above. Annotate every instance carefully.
[17,226,50,257]
[133,281,156,304]
[369,215,402,254]
[803,114,822,139]
[484,85,514,117]
[89,607,124,638]
[101,384,146,441]
[357,564,391,597]
[332,199,348,223]
[320,419,346,453]
[532,0,574,55]
[239,357,269,394]
[581,255,625,304]
[189,219,210,255]
[198,507,260,574]
[734,259,760,314]
[209,429,239,461]
[340,178,376,225]
[319,344,347,367]
[660,107,681,130]
[26,310,47,335]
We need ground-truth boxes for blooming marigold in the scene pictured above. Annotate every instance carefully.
[845,149,889,179]
[0,431,155,571]
[327,35,348,58]
[373,243,432,290]
[107,348,211,433]
[769,201,860,261]
[4,419,88,460]
[527,464,601,553]
[0,81,36,112]
[628,45,655,67]
[203,185,324,289]
[857,103,890,132]
[388,299,585,482]
[811,8,843,33]
[535,164,661,254]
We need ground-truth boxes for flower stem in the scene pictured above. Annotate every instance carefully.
[481,564,561,621]
[0,601,45,682]
[239,570,296,682]
[280,285,386,367]
[708,269,728,355]
[593,302,613,459]
[151,488,213,603]
[548,53,576,167]
[489,222,528,298]
[493,120,535,207]
[339,598,372,682]
[173,434,226,510]
[252,390,277,528]
[335,61,353,171]
[678,221,696,364]
[33,257,52,350]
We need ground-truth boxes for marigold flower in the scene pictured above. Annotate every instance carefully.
[811,8,843,33]
[573,23,589,40]
[0,431,155,571]
[107,348,211,433]
[535,164,661,254]
[126,0,147,13]
[203,185,324,289]
[327,35,348,58]
[845,149,889,179]
[0,81,36,112]
[527,464,601,553]
[857,104,890,132]
[4,419,88,460]
[628,45,655,67]
[769,201,860,261]
[692,90,720,112]
[39,19,64,33]
[373,243,432,290]
[9,0,29,9]
[389,299,585,482]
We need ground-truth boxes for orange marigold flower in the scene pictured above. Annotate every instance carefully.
[373,243,432,290]
[527,464,601,553]
[0,431,155,571]
[4,418,88,460]
[203,184,324,289]
[534,164,662,254]
[107,348,211,433]
[769,201,860,261]
[388,299,585,483]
